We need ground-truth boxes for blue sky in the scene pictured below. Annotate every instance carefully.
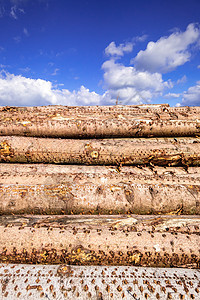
[0,0,200,107]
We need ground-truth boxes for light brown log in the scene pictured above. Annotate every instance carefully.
[0,164,200,214]
[1,104,200,138]
[0,215,199,267]
[0,264,199,300]
[0,136,200,166]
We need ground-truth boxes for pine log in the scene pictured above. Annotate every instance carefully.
[1,105,200,138]
[0,136,200,166]
[0,264,199,299]
[0,164,200,215]
[0,215,199,267]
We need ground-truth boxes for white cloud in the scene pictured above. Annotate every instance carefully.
[61,86,103,106]
[10,4,24,19]
[178,81,200,106]
[105,36,147,58]
[13,36,21,43]
[0,71,106,106]
[23,27,29,36]
[163,92,181,99]
[0,0,32,18]
[177,75,187,84]
[134,23,200,73]
[101,24,199,105]
[102,59,171,104]
[105,41,133,57]
[19,67,31,73]
[51,68,59,76]
[198,65,200,69]
[1,23,198,107]
[135,35,148,42]
[56,51,64,57]
[48,62,54,67]
[10,5,18,19]
[0,72,53,106]
[0,5,5,18]
[175,103,181,107]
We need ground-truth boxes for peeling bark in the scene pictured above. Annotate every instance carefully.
[0,215,199,267]
[0,136,200,166]
[1,104,200,138]
[0,164,200,214]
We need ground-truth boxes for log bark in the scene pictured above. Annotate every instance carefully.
[0,136,200,166]
[1,105,200,138]
[0,264,199,300]
[0,215,199,267]
[0,164,199,215]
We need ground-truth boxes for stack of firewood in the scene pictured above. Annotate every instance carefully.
[0,104,199,299]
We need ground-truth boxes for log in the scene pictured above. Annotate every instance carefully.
[1,105,200,138]
[0,215,199,268]
[0,136,200,166]
[0,264,199,299]
[0,164,199,215]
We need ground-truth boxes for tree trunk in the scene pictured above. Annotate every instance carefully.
[0,215,199,267]
[0,264,199,300]
[0,136,200,166]
[1,104,200,138]
[0,164,199,215]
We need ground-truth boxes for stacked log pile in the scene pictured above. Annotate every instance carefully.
[0,104,199,299]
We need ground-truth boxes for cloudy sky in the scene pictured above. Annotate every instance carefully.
[0,0,200,107]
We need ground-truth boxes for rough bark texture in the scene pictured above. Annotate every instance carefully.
[0,104,200,276]
[1,104,200,138]
[0,164,200,215]
[0,264,199,300]
[0,215,199,267]
[1,136,200,166]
